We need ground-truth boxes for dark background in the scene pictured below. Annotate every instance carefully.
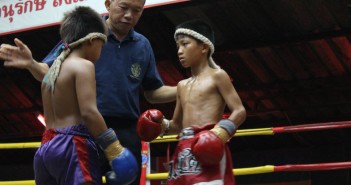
[1,0,351,184]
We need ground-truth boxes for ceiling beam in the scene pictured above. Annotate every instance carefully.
[216,27,351,52]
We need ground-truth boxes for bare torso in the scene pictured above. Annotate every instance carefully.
[178,69,226,128]
[41,56,85,129]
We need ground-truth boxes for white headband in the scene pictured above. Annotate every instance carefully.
[174,28,215,55]
[174,28,219,69]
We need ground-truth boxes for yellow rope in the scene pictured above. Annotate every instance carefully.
[0,180,35,185]
[0,142,41,149]
[0,177,106,185]
[0,166,276,184]
[146,165,276,180]
[146,173,168,180]
[234,165,275,175]
[152,127,274,143]
[0,128,274,149]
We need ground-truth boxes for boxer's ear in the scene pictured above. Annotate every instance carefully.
[201,43,210,54]
[105,0,111,12]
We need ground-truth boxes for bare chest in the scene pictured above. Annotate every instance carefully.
[179,77,217,104]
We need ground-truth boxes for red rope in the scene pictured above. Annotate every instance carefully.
[274,161,351,172]
[273,121,351,133]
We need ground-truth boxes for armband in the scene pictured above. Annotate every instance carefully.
[217,119,237,136]
[95,128,118,150]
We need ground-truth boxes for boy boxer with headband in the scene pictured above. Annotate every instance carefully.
[34,6,137,185]
[137,19,246,184]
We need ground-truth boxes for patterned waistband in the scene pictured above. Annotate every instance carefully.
[179,127,195,140]
[41,124,90,144]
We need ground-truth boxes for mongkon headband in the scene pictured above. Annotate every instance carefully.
[44,32,107,92]
[174,28,219,69]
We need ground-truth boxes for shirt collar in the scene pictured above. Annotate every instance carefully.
[103,15,135,42]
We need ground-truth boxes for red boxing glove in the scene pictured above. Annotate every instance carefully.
[191,130,225,166]
[137,109,167,142]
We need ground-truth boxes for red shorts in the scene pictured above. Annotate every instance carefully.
[167,125,235,185]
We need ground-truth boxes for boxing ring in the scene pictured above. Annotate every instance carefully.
[0,121,350,184]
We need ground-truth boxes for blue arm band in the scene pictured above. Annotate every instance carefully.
[95,128,118,150]
[217,119,237,135]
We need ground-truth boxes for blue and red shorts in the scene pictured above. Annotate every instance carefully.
[34,124,102,185]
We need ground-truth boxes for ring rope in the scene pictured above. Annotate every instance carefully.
[2,121,349,149]
[0,121,350,184]
[273,121,351,133]
[0,177,107,185]
[146,161,351,180]
[153,120,351,143]
[1,162,349,184]
[0,142,41,149]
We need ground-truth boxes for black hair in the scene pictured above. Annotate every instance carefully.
[175,19,215,44]
[60,6,106,44]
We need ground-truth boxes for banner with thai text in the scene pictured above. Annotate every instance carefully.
[0,0,188,36]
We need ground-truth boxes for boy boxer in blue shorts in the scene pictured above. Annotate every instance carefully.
[33,6,137,185]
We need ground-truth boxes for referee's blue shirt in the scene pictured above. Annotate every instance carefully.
[43,28,164,120]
